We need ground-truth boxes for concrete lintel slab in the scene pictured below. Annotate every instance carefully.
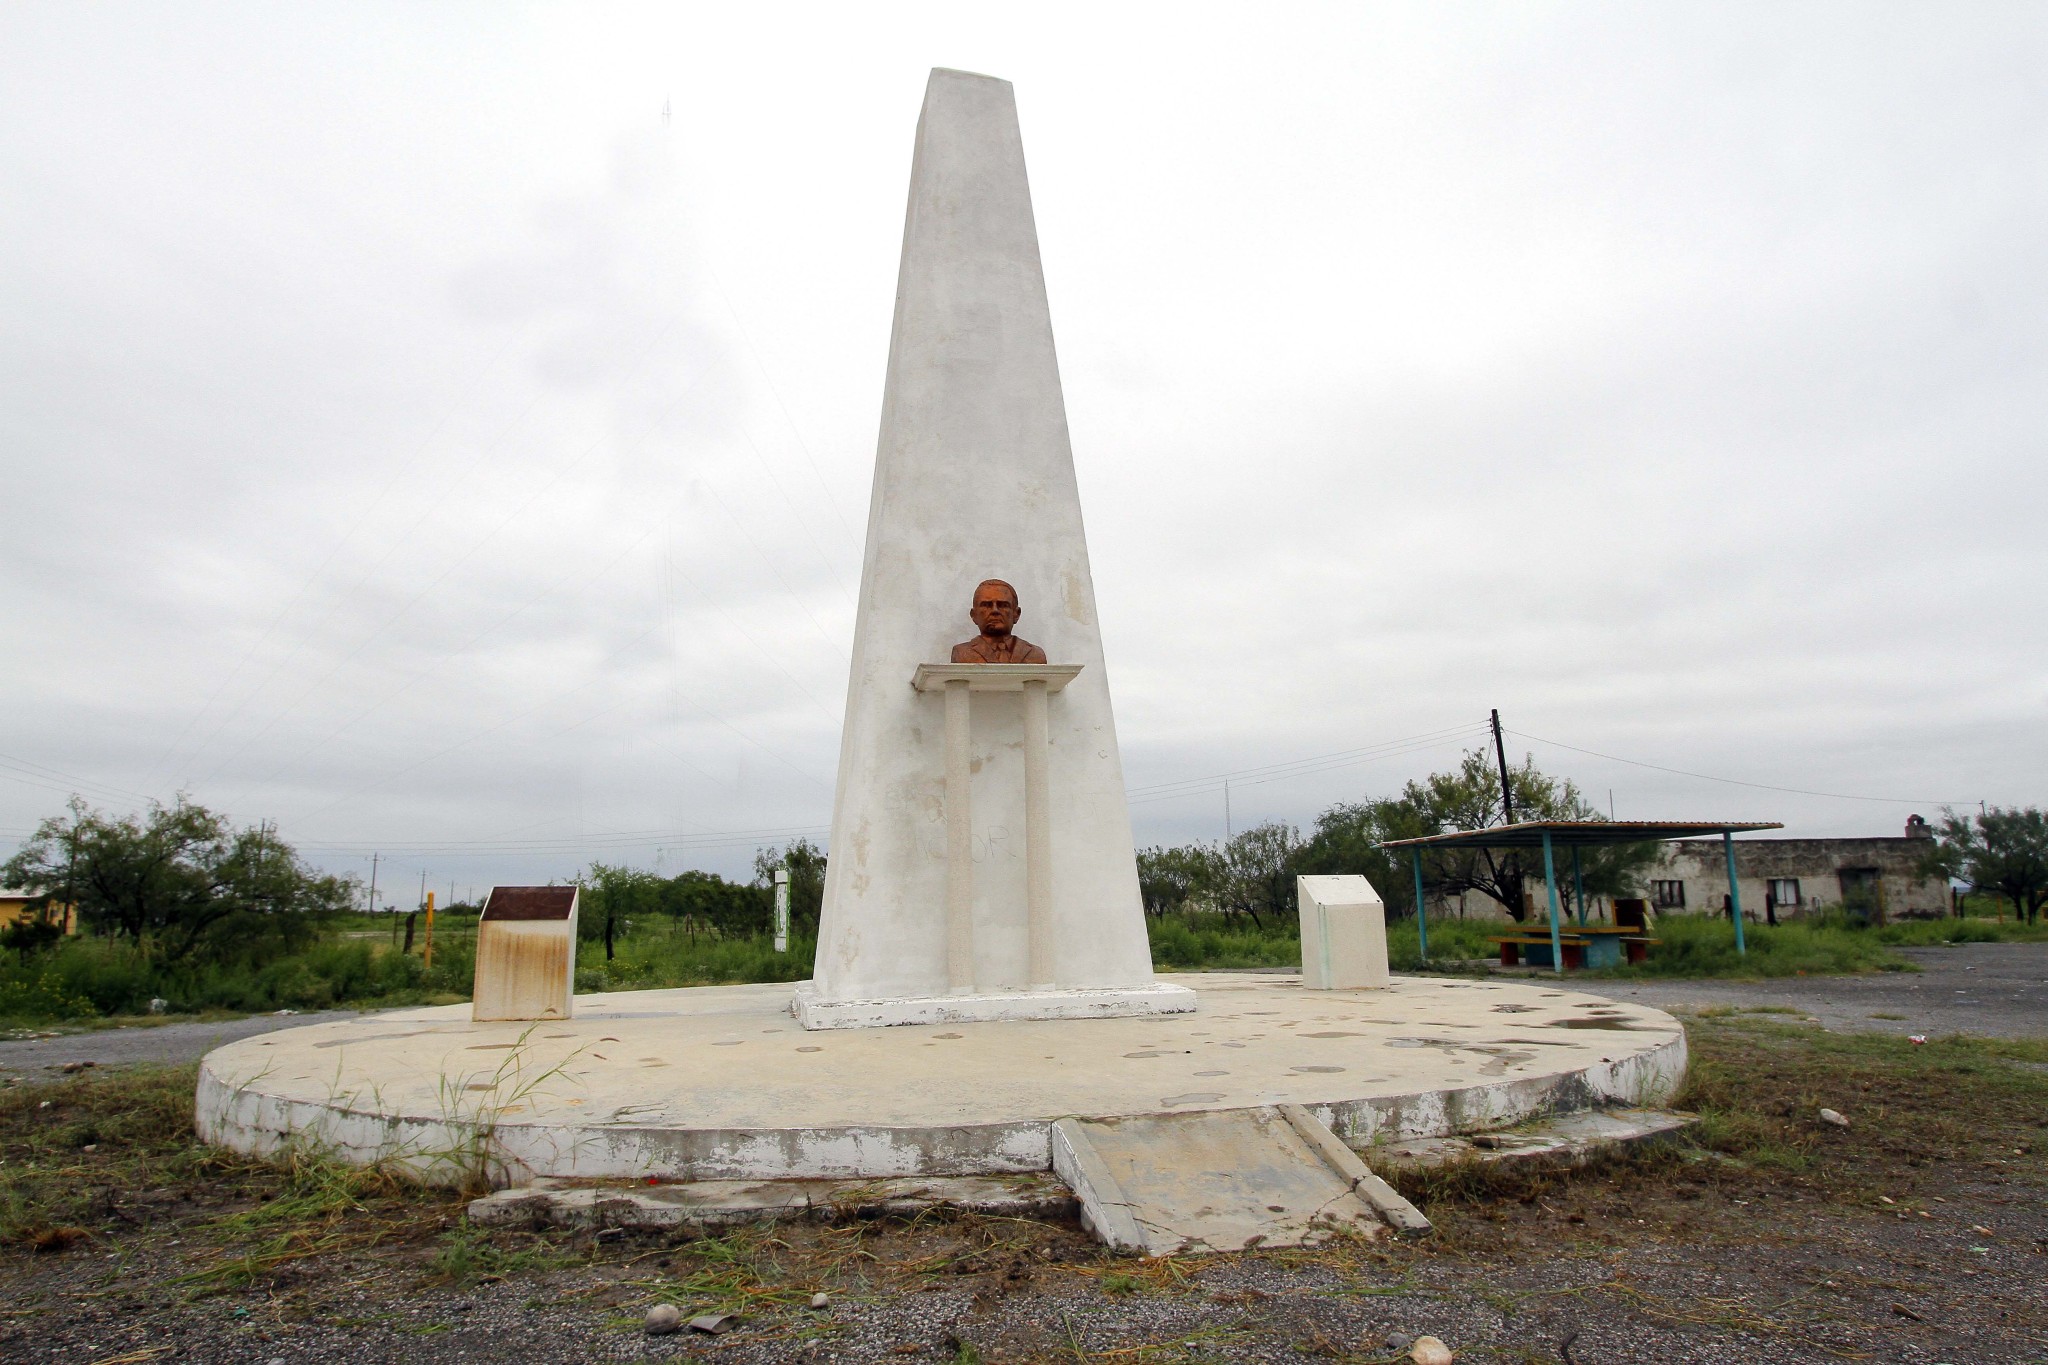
[1372,1107,1696,1170]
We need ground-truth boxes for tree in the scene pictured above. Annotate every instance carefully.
[1211,823,1302,928]
[0,797,352,962]
[661,869,767,937]
[1292,797,1439,919]
[0,909,64,964]
[1136,843,1210,917]
[1366,748,1655,922]
[753,838,827,935]
[1128,748,1655,928]
[578,863,664,961]
[1922,807,2048,925]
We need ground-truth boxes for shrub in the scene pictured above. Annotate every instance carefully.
[0,972,97,1023]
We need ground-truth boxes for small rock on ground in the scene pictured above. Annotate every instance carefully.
[1410,1335,1454,1365]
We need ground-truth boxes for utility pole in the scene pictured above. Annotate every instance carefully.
[1490,707,1523,920]
[366,852,380,915]
[1224,778,1233,840]
[1490,709,1516,825]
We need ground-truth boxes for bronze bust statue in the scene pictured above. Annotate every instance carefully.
[951,578,1048,664]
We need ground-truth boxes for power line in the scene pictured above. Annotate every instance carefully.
[297,822,828,858]
[1125,722,1488,805]
[1502,729,1973,808]
[0,753,160,807]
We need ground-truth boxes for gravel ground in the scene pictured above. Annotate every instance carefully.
[4,1173,2043,1363]
[1604,942,2048,1040]
[0,1009,366,1075]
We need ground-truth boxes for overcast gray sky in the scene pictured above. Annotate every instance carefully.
[4,2,2042,899]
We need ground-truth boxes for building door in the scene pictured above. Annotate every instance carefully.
[1837,867,1884,924]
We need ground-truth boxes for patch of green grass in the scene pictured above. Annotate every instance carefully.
[1869,915,2048,945]
[1587,913,1914,979]
[1146,914,1300,970]
[0,1062,212,1248]
[1390,916,1511,969]
[429,1221,569,1286]
[0,1061,465,1286]
[574,931,817,993]
[1147,911,1504,973]
[0,932,479,1025]
[633,1228,817,1316]
[1390,1016,2048,1212]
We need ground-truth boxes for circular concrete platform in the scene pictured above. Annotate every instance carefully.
[195,973,1685,1185]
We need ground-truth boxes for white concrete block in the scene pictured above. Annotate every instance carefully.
[1297,875,1390,990]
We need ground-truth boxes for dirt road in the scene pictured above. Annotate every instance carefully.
[1607,941,2048,1039]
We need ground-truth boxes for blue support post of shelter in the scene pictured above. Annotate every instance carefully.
[1571,845,1587,926]
[1723,830,1747,956]
[1540,829,1565,974]
[1411,848,1428,963]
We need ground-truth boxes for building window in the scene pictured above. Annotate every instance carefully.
[1652,880,1686,909]
[1768,878,1801,907]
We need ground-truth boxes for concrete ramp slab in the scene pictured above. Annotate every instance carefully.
[1053,1105,1427,1255]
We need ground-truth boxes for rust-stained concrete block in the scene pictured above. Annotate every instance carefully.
[472,886,578,1022]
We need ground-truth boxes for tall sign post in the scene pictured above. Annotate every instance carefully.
[773,867,790,954]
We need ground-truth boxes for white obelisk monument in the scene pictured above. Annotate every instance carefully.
[795,69,1195,1029]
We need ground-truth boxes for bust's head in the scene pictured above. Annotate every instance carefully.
[969,579,1021,638]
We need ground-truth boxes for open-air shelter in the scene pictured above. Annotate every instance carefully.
[1379,820,1784,972]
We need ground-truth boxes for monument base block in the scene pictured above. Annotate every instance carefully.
[791,980,1197,1031]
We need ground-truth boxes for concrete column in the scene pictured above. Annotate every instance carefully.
[944,678,975,992]
[1022,678,1053,987]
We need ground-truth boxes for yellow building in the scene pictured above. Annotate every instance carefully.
[0,891,77,935]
